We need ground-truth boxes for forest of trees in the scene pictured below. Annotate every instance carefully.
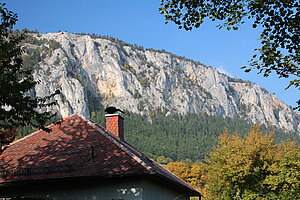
[89,109,299,162]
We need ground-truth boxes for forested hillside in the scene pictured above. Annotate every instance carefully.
[90,110,299,161]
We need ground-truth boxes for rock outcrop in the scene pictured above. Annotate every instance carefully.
[23,32,300,133]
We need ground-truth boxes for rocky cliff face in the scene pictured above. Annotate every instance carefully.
[23,32,300,133]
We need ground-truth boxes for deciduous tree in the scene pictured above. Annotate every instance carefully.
[204,126,300,200]
[166,161,206,192]
[160,0,300,108]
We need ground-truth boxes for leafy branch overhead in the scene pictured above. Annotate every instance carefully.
[160,0,300,107]
[0,3,59,147]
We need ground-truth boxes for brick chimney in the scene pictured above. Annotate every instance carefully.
[105,114,124,140]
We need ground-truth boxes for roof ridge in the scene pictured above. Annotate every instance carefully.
[77,114,154,174]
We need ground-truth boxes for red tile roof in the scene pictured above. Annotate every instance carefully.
[0,114,200,196]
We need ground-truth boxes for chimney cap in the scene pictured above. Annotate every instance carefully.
[104,106,124,114]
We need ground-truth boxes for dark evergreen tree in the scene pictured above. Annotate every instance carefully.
[0,3,58,148]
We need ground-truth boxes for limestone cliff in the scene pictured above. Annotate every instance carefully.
[22,32,300,133]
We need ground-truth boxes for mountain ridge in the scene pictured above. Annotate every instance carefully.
[22,32,300,133]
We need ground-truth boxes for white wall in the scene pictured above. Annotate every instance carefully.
[142,179,190,200]
[1,178,143,200]
[1,177,194,200]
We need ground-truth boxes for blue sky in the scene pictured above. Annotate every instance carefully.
[6,0,299,107]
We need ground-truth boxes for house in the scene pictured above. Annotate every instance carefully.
[0,113,201,200]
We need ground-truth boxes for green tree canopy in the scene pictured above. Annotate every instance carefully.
[0,3,58,148]
[160,0,300,108]
[204,126,300,200]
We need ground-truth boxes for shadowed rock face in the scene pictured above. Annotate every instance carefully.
[25,32,300,133]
